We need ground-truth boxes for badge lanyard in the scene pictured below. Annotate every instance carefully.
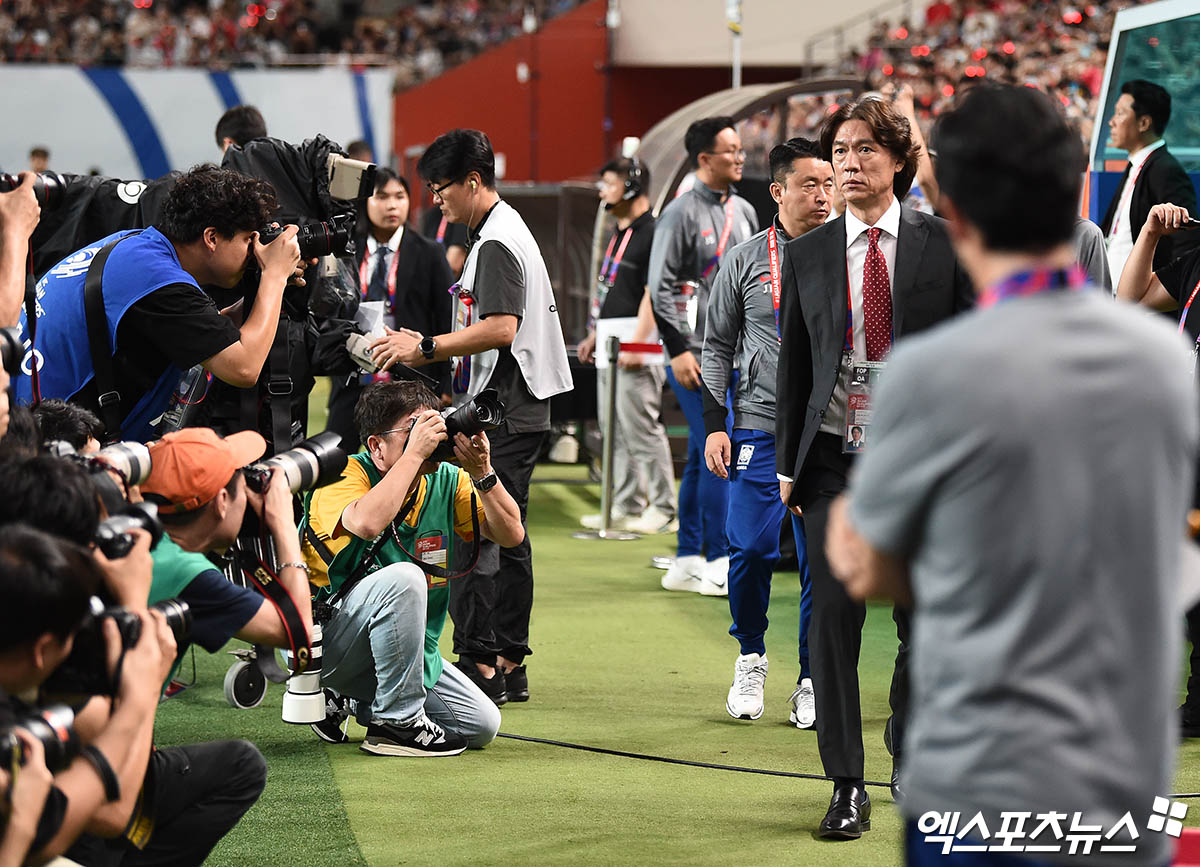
[767,225,782,341]
[977,265,1086,309]
[451,282,474,394]
[1109,159,1149,239]
[701,198,737,279]
[358,242,401,311]
[590,226,635,328]
[1177,276,1200,364]
[436,216,448,244]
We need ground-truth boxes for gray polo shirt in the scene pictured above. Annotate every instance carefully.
[850,290,1197,866]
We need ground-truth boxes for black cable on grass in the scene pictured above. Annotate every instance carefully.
[496,732,891,788]
[497,734,1200,799]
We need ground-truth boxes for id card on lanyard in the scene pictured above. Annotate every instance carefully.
[358,243,402,322]
[451,282,474,394]
[841,252,886,455]
[767,225,782,341]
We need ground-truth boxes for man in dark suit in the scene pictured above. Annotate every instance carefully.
[326,168,453,450]
[775,94,973,840]
[1101,79,1198,287]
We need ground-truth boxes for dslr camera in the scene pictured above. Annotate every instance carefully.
[1,705,79,774]
[432,389,506,462]
[44,597,191,697]
[242,430,347,496]
[0,171,64,210]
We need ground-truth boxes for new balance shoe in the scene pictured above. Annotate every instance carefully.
[505,665,529,702]
[454,659,508,706]
[661,554,705,592]
[698,556,730,597]
[788,678,816,729]
[360,715,467,757]
[311,689,351,744]
[726,652,768,720]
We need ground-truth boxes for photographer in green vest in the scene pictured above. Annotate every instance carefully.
[302,380,524,756]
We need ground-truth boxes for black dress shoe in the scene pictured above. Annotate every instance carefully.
[454,659,508,707]
[891,760,903,802]
[818,783,871,839]
[505,665,529,702]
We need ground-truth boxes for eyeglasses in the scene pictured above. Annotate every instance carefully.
[377,420,417,438]
[426,177,462,199]
[705,148,746,160]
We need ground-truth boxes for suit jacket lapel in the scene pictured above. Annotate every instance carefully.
[892,205,928,337]
[824,217,848,354]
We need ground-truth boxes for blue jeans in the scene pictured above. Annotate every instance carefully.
[666,367,733,560]
[321,562,501,746]
[726,429,811,678]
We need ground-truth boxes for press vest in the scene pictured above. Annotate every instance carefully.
[454,200,572,404]
[302,454,460,688]
[15,227,200,442]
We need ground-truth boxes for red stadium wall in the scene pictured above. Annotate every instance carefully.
[391,0,609,183]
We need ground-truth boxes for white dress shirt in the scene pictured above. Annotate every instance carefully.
[364,224,405,285]
[780,197,902,481]
[819,196,901,437]
[1106,138,1164,291]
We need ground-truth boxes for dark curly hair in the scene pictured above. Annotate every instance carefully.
[156,164,279,244]
[819,95,921,199]
[355,380,440,444]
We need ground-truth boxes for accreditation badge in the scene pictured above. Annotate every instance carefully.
[843,359,886,455]
[416,534,448,587]
[673,281,699,336]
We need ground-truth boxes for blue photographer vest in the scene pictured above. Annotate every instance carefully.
[15,227,200,442]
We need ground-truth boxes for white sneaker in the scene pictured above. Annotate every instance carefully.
[661,554,705,591]
[580,511,631,531]
[726,653,768,720]
[698,556,729,596]
[624,506,678,535]
[788,677,816,729]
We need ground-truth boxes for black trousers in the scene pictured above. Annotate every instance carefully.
[450,428,547,665]
[326,374,363,453]
[799,433,910,782]
[65,739,266,867]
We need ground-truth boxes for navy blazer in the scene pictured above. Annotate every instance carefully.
[775,205,974,507]
[1100,147,1199,272]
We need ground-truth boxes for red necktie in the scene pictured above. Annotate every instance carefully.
[862,227,892,361]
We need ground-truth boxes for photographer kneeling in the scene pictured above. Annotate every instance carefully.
[302,380,524,756]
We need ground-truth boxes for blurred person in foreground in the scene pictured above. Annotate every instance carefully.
[702,138,830,726]
[829,84,1197,866]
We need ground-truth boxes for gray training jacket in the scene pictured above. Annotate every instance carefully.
[648,181,758,359]
[701,218,792,437]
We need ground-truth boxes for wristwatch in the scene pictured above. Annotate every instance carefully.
[419,335,437,360]
[472,470,499,492]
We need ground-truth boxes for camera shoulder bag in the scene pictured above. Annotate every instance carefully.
[83,237,130,443]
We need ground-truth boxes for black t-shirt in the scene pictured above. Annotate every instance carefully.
[73,282,240,424]
[419,207,469,251]
[472,238,548,432]
[1159,251,1200,341]
[598,211,655,320]
[0,688,69,855]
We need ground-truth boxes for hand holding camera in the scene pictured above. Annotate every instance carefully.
[405,409,448,461]
[244,465,296,538]
[92,527,155,611]
[0,727,55,863]
[452,431,492,480]
[252,223,302,283]
[0,172,42,243]
[109,607,178,705]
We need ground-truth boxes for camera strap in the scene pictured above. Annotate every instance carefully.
[388,489,482,582]
[240,531,313,675]
[83,238,128,443]
[24,253,40,405]
[265,322,293,451]
[325,485,422,607]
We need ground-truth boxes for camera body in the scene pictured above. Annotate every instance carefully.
[432,389,506,462]
[1,704,79,774]
[259,212,358,261]
[94,501,164,559]
[44,597,191,697]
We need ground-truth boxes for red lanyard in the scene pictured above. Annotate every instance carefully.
[1178,275,1200,336]
[599,226,634,287]
[1110,157,1150,237]
[767,225,782,341]
[436,216,447,244]
[358,241,401,310]
[701,198,737,278]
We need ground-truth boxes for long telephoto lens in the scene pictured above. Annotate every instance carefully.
[0,171,64,210]
[94,441,152,487]
[1,704,79,773]
[247,431,347,495]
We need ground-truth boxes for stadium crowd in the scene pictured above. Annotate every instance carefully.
[0,0,582,86]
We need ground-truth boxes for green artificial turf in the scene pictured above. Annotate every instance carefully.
[145,381,1200,864]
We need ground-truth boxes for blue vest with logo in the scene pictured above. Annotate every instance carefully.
[15,227,201,442]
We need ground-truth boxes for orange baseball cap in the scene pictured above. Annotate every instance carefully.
[142,428,267,513]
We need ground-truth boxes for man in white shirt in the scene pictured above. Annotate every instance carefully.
[1100,79,1197,287]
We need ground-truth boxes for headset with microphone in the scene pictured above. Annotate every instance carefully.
[622,157,644,202]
